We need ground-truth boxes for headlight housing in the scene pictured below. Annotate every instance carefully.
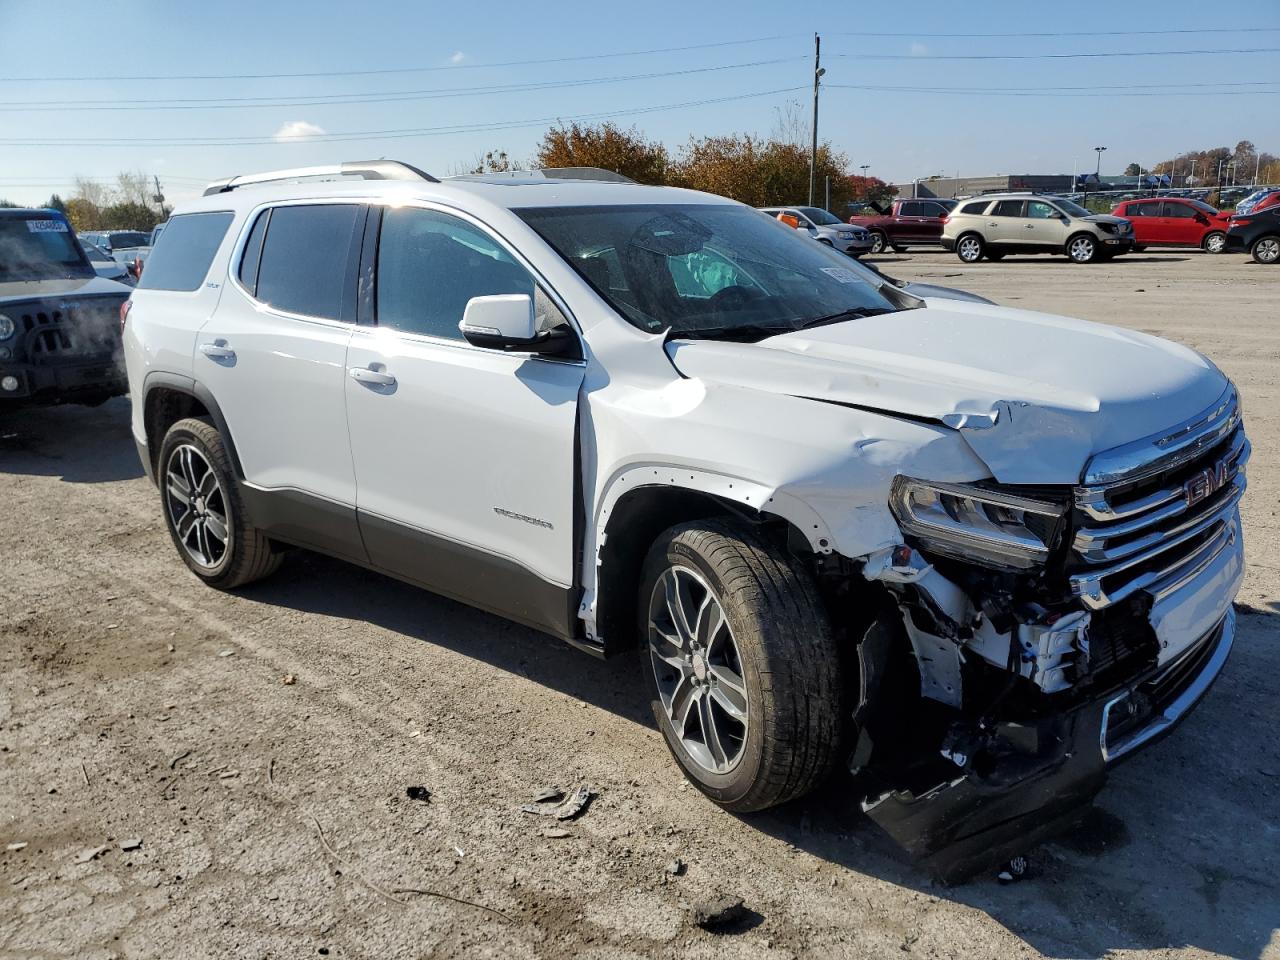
[889,477,1065,570]
[0,314,14,341]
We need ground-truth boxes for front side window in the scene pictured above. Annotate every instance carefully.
[518,203,901,341]
[1026,201,1058,219]
[918,202,947,218]
[376,206,535,340]
[137,211,234,292]
[1163,202,1196,218]
[1055,198,1092,218]
[254,204,361,320]
[796,206,842,226]
[1124,203,1149,217]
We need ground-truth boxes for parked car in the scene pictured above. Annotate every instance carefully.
[150,221,168,246]
[1111,198,1231,252]
[1233,187,1280,217]
[943,194,1134,263]
[79,240,135,284]
[759,206,873,256]
[0,209,132,407]
[1224,206,1280,263]
[80,229,152,279]
[125,160,1248,882]
[848,198,955,253]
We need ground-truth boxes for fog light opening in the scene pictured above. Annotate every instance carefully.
[1,375,19,392]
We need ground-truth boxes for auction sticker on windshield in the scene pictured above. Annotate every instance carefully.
[26,219,69,233]
[820,266,860,284]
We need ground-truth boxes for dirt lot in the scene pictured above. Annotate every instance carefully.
[2,249,1277,960]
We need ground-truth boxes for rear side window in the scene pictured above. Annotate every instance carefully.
[990,200,1024,217]
[254,204,362,321]
[138,212,234,291]
[237,209,270,294]
[959,200,989,216]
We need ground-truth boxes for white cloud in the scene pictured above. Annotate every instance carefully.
[449,51,466,64]
[272,120,326,142]
[909,41,929,57]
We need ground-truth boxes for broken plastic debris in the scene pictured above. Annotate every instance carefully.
[665,858,686,877]
[540,827,571,839]
[74,844,111,864]
[405,786,431,803]
[520,783,592,821]
[6,842,28,852]
[218,650,234,657]
[530,787,563,804]
[119,838,142,852]
[996,855,1029,885]
[280,674,296,685]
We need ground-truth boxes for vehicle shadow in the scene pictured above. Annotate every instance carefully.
[245,549,1280,959]
[0,396,144,483]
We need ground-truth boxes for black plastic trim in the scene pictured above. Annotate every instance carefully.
[237,484,368,565]
[358,510,578,641]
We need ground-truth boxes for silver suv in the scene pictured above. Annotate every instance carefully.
[123,160,1246,882]
[759,205,873,256]
[942,193,1134,263]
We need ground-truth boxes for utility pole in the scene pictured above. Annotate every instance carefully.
[824,175,830,211]
[150,175,165,218]
[808,34,824,207]
[1091,146,1106,204]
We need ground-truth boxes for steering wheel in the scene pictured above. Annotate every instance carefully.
[707,285,761,312]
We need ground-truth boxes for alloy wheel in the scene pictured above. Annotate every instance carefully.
[957,236,982,262]
[648,565,748,775]
[870,232,886,254]
[164,444,230,569]
[1255,237,1280,263]
[1204,232,1226,254]
[1069,237,1095,262]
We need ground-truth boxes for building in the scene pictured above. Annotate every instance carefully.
[890,174,1074,199]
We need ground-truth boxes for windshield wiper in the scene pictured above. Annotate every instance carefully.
[793,306,893,331]
[668,322,799,343]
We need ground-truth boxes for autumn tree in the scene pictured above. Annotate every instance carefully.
[845,175,894,207]
[535,122,669,184]
[468,149,515,174]
[670,134,852,211]
[1123,162,1142,176]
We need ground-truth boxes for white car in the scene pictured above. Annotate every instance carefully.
[80,240,134,284]
[759,205,874,256]
[123,161,1248,881]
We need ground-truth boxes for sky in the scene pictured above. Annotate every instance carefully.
[1,0,1278,207]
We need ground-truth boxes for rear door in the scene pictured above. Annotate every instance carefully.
[984,199,1025,247]
[344,203,585,636]
[195,201,367,560]
[1122,201,1154,244]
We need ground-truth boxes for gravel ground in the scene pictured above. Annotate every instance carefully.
[1,249,1277,960]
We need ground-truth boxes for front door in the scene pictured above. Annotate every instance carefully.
[1023,199,1069,249]
[344,204,586,636]
[1161,201,1200,245]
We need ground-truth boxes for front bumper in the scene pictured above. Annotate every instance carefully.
[863,608,1235,883]
[1224,233,1249,252]
[0,358,127,405]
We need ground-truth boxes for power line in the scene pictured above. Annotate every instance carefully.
[832,46,1280,61]
[831,27,1280,38]
[0,58,802,112]
[826,83,1280,98]
[0,35,796,83]
[0,86,808,147]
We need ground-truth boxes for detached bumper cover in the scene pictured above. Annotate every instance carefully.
[863,609,1234,882]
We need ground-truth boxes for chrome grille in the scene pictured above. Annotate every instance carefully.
[1070,386,1248,610]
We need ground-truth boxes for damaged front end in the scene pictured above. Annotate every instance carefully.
[847,389,1248,882]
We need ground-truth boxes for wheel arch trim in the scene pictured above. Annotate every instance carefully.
[141,372,245,480]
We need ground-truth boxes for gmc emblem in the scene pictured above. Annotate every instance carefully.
[1184,459,1231,508]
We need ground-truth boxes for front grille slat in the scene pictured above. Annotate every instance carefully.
[1069,389,1248,611]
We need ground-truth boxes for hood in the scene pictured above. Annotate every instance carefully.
[1083,214,1130,227]
[0,275,133,303]
[666,301,1227,484]
[900,284,994,306]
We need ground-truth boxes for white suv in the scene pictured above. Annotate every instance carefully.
[124,161,1248,881]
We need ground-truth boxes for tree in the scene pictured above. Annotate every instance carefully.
[845,175,894,207]
[99,201,159,231]
[1123,162,1142,176]
[0,198,18,208]
[468,149,515,174]
[535,122,669,184]
[45,194,68,213]
[64,198,97,231]
[670,133,852,211]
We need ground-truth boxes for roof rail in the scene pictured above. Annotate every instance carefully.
[454,166,636,184]
[203,159,438,196]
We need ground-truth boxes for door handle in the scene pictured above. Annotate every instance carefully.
[199,340,235,360]
[349,366,397,387]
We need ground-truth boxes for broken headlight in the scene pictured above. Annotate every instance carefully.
[889,477,1064,571]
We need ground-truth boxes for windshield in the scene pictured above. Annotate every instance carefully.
[518,204,901,341]
[796,206,842,226]
[1188,200,1219,215]
[1055,198,1091,217]
[0,215,94,280]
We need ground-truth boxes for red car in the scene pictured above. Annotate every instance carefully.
[847,198,954,253]
[1110,197,1231,253]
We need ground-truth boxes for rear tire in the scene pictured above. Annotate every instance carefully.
[1252,236,1280,264]
[955,233,985,263]
[1202,232,1226,254]
[1066,233,1099,263]
[158,417,282,590]
[640,519,843,813]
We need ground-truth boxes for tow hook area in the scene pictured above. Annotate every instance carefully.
[860,704,1109,885]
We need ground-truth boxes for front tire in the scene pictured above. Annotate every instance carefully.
[640,520,842,813]
[1067,233,1098,263]
[1202,232,1226,254]
[868,230,888,254]
[1250,236,1279,264]
[955,233,985,263]
[158,417,282,589]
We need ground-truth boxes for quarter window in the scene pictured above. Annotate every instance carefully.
[237,209,270,294]
[137,212,234,292]
[254,204,362,321]
[959,200,990,216]
[375,206,536,341]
